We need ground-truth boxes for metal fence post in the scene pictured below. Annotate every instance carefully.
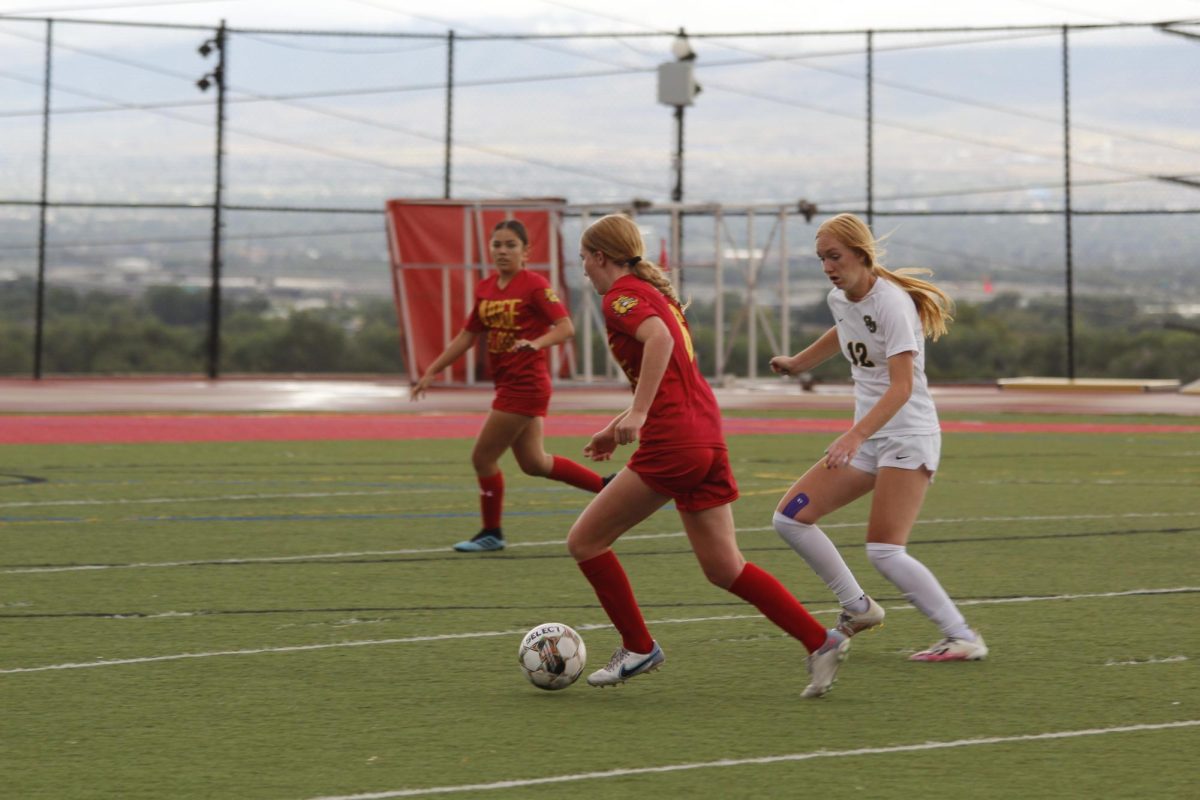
[1061,25,1076,380]
[866,29,875,229]
[444,30,455,199]
[201,21,228,379]
[33,19,53,379]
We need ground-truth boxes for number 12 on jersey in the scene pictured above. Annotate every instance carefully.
[846,341,874,367]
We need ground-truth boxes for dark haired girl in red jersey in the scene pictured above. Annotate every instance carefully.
[412,220,606,552]
[568,214,852,698]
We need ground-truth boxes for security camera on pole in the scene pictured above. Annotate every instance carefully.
[657,28,699,298]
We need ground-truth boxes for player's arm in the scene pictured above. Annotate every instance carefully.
[612,316,673,446]
[512,316,575,352]
[410,329,479,401]
[823,350,915,468]
[770,326,840,376]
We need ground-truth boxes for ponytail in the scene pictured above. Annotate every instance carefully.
[631,259,683,307]
[876,266,955,341]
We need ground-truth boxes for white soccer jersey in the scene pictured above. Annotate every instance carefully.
[827,277,940,437]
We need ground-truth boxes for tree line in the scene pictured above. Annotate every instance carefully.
[1,278,1197,384]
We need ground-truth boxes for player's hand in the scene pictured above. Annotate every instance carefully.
[769,355,798,376]
[823,430,865,469]
[410,375,433,401]
[511,339,539,352]
[583,428,617,461]
[613,410,646,446]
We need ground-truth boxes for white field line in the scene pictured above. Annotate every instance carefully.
[1,586,1195,675]
[0,489,415,509]
[1104,655,1189,666]
[302,720,1200,800]
[5,509,1198,575]
[2,482,1194,511]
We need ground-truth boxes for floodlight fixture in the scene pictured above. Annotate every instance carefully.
[671,28,696,61]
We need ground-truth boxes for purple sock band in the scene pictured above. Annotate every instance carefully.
[782,492,810,518]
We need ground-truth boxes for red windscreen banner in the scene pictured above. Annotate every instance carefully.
[385,199,572,384]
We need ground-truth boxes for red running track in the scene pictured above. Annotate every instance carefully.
[2,414,1198,445]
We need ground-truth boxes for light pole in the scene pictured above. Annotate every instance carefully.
[657,28,699,296]
[198,22,226,379]
[658,28,698,203]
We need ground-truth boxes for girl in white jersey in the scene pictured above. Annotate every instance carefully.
[769,213,987,664]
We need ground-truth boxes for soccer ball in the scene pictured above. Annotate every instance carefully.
[517,622,587,691]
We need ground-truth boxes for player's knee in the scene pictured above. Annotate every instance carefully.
[564,531,585,561]
[773,511,821,548]
[773,510,807,537]
[774,492,818,525]
[700,562,737,589]
[565,527,597,562]
[866,542,905,573]
[516,453,551,477]
[695,552,741,589]
[470,451,495,474]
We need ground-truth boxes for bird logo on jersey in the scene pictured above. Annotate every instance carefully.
[544,287,561,304]
[863,315,877,333]
[611,296,639,316]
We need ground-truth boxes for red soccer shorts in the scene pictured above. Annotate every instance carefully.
[628,446,739,512]
[492,391,550,417]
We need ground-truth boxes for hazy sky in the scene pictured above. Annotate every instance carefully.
[1,0,1197,302]
[1,0,1199,34]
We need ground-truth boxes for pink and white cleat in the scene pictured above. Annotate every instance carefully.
[909,631,988,662]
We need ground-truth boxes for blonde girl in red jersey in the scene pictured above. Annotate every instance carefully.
[569,214,852,698]
[411,220,606,552]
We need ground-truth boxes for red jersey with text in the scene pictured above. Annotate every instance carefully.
[464,269,568,399]
[602,274,725,451]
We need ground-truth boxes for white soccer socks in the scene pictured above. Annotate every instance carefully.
[866,542,973,641]
[773,512,867,608]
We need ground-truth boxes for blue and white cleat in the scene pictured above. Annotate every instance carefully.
[586,641,665,687]
[452,533,505,552]
[802,629,851,698]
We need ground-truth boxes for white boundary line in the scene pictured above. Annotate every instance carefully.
[1,586,1194,675]
[3,474,1194,511]
[5,509,1198,574]
[301,720,1200,800]
[0,489,421,510]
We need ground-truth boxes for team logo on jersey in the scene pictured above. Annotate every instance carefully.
[611,295,639,316]
[862,315,877,333]
[544,287,561,304]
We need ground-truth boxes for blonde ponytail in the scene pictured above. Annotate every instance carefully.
[630,259,682,306]
[876,266,955,341]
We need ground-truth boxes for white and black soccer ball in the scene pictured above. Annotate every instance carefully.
[517,622,587,691]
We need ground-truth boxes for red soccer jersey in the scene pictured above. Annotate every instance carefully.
[602,274,725,451]
[464,269,568,399]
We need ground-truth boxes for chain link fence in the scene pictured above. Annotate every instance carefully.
[2,15,1198,381]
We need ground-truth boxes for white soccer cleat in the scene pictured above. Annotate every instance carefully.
[586,642,664,687]
[909,631,988,662]
[836,595,885,637]
[802,629,851,698]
